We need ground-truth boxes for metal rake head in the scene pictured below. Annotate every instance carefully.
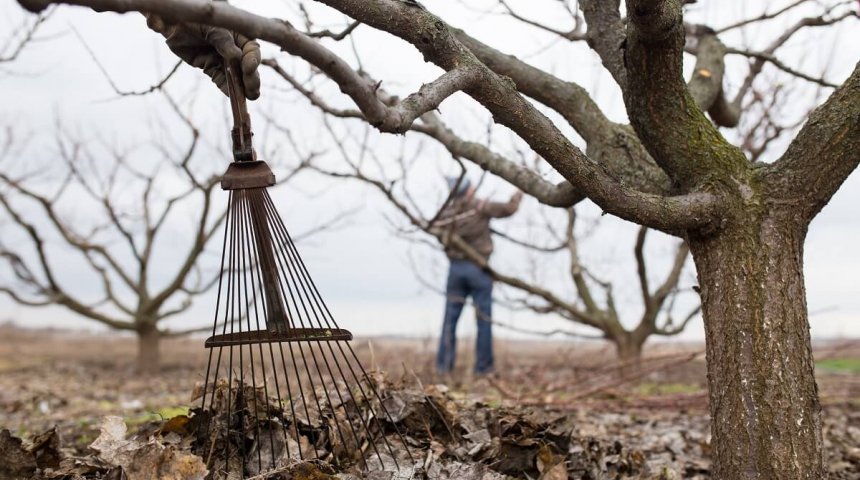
[195,60,413,478]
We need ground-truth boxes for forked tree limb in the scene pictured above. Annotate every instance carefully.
[632,233,691,339]
[0,171,139,291]
[764,62,860,222]
[564,210,598,315]
[623,0,748,190]
[686,29,739,128]
[655,304,701,336]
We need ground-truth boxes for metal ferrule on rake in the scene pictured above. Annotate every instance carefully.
[198,60,412,478]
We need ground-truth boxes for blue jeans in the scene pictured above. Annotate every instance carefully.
[436,259,494,374]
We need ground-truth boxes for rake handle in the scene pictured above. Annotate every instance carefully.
[225,60,256,162]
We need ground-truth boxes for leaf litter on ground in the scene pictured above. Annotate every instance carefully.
[2,370,858,480]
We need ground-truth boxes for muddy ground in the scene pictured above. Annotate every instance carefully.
[0,325,858,479]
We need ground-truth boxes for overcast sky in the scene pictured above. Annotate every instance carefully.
[0,0,858,345]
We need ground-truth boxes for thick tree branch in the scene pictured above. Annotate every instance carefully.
[371,66,484,132]
[686,28,739,127]
[763,61,860,221]
[22,0,481,133]
[624,0,748,190]
[411,112,584,207]
[580,0,628,88]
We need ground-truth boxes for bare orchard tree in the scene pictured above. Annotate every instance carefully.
[14,0,860,477]
[0,96,313,372]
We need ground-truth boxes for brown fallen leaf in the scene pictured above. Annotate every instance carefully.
[90,416,208,480]
[158,414,191,436]
[28,427,62,469]
[0,429,37,478]
[539,461,568,480]
[536,444,567,480]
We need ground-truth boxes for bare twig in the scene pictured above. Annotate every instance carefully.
[0,9,53,63]
[71,25,183,97]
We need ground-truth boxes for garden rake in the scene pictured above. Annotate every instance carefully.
[197,60,412,478]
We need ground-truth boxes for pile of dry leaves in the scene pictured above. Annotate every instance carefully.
[1,373,858,480]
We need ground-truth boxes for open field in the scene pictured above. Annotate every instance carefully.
[1,325,858,478]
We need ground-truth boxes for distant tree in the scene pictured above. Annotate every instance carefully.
[12,0,860,478]
[0,97,314,372]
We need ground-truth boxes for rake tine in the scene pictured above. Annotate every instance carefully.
[201,191,232,415]
[246,193,324,463]
[257,195,373,469]
[234,193,261,472]
[263,192,414,467]
[221,194,242,473]
[260,193,386,469]
[237,193,277,472]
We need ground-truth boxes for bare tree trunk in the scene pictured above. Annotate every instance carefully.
[612,333,645,377]
[136,326,161,373]
[691,213,823,479]
[614,335,644,364]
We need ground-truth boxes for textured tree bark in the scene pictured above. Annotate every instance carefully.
[136,325,161,373]
[690,213,823,479]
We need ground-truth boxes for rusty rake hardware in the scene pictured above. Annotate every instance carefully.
[198,60,411,477]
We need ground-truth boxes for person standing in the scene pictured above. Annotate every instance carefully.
[434,177,523,375]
